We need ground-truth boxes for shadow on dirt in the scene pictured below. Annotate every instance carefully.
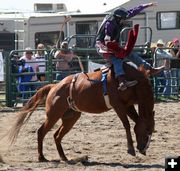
[81,160,164,169]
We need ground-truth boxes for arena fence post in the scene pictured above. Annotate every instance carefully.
[5,52,13,107]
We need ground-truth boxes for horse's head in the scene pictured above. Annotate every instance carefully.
[134,110,155,155]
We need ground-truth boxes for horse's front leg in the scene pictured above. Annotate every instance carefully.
[114,106,136,156]
[127,105,139,123]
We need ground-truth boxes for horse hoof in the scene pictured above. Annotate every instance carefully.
[67,155,88,164]
[80,155,88,163]
[38,156,49,162]
[140,151,146,156]
[128,149,136,156]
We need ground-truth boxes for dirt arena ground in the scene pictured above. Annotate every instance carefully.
[0,101,179,171]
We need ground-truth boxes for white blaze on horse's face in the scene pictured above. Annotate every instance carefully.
[145,135,152,150]
[141,135,152,155]
[134,110,155,155]
[134,123,152,155]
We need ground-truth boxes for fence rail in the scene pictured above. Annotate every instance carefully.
[0,46,180,107]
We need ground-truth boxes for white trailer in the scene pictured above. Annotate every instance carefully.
[0,10,106,52]
[1,0,180,52]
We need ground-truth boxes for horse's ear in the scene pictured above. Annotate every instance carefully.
[138,65,150,78]
[138,64,146,74]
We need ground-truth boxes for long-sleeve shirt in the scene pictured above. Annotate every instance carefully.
[103,4,151,41]
[127,4,151,19]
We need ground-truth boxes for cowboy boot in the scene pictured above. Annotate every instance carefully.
[149,66,165,76]
[117,75,138,91]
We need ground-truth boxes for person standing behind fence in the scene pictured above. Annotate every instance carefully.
[54,41,75,80]
[35,43,46,81]
[17,60,34,101]
[170,38,180,58]
[169,38,180,94]
[154,39,173,97]
[19,47,39,96]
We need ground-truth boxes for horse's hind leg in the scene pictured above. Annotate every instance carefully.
[37,109,68,162]
[54,109,81,161]
[37,118,59,162]
[114,105,136,156]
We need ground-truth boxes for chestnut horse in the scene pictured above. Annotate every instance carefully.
[6,62,155,162]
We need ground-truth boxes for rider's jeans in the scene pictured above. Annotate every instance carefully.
[126,52,152,69]
[110,55,125,78]
[109,52,152,77]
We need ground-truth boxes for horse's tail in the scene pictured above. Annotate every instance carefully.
[7,83,55,145]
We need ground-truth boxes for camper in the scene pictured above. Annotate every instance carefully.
[1,1,180,52]
[0,3,106,52]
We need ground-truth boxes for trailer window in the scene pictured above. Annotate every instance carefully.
[35,31,60,49]
[75,21,98,48]
[157,12,180,30]
[0,33,16,52]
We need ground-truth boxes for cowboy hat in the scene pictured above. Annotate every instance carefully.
[156,39,164,45]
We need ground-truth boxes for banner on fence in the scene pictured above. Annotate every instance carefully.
[0,52,4,81]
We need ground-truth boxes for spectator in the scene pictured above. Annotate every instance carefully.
[169,38,180,94]
[166,41,174,51]
[170,38,180,58]
[11,53,20,73]
[17,60,34,101]
[20,47,39,81]
[19,47,39,99]
[154,39,173,97]
[150,42,157,54]
[11,53,21,101]
[54,41,84,80]
[35,43,46,81]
